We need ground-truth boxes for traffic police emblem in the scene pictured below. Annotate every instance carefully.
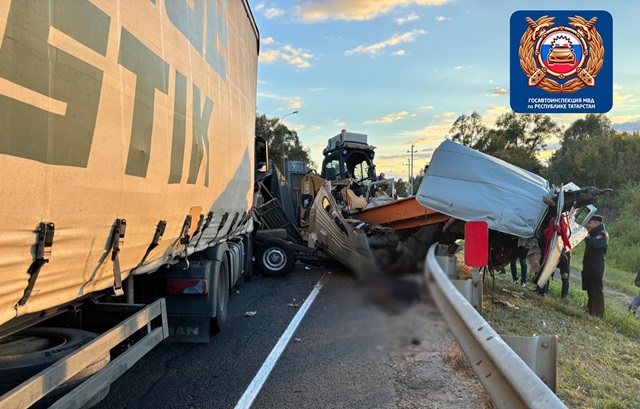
[520,15,603,93]
[510,11,612,114]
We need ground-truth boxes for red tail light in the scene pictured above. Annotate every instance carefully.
[166,278,208,295]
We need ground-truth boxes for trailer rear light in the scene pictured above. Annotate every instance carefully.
[166,278,208,295]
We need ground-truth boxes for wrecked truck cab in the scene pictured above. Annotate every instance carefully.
[416,139,610,285]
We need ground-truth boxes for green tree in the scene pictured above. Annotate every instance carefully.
[255,113,314,173]
[494,112,560,152]
[548,130,640,191]
[563,113,614,141]
[449,111,487,148]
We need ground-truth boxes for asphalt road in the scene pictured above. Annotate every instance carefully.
[94,264,487,409]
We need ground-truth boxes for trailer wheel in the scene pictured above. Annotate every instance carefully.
[256,238,296,278]
[212,256,230,332]
[0,328,110,403]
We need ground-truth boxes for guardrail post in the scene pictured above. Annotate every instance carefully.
[471,267,483,314]
[501,335,558,392]
[437,254,483,314]
[435,254,456,280]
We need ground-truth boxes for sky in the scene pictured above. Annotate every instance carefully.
[248,0,640,180]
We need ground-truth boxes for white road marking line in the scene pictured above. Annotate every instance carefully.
[234,280,324,409]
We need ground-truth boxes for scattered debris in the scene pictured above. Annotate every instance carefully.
[411,338,421,346]
[294,338,301,342]
[558,321,566,328]
[540,320,547,327]
[501,288,526,299]
[287,303,299,308]
[494,300,519,309]
[305,266,311,270]
[244,311,257,317]
[327,271,332,275]
[236,290,240,294]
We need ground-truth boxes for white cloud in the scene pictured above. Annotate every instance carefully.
[489,87,509,97]
[290,101,303,109]
[264,8,285,19]
[307,87,327,92]
[392,49,407,56]
[396,12,419,25]
[293,0,451,22]
[442,111,455,118]
[419,105,434,110]
[334,119,347,128]
[345,29,427,56]
[262,37,275,45]
[482,106,511,125]
[435,16,451,21]
[614,90,634,105]
[255,3,265,11]
[257,92,303,110]
[610,114,640,124]
[364,111,410,124]
[259,45,314,69]
[259,50,280,63]
[403,123,451,145]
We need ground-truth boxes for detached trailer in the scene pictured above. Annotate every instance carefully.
[0,0,259,407]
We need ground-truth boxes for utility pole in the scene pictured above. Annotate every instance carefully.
[405,159,411,196]
[407,144,417,195]
[278,110,298,177]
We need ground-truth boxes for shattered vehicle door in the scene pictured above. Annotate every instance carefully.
[308,182,379,278]
[537,185,564,287]
[537,185,597,287]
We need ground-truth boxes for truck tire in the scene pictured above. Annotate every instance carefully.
[256,238,296,278]
[212,256,230,332]
[0,327,111,404]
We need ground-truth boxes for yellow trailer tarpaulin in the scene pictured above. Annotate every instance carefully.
[0,0,259,326]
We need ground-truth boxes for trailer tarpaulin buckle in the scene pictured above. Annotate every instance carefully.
[194,211,214,249]
[135,220,167,269]
[18,222,55,306]
[179,215,193,245]
[111,219,127,297]
[228,212,240,232]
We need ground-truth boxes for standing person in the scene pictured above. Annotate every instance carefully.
[582,215,609,318]
[510,256,528,286]
[559,250,571,299]
[629,271,640,316]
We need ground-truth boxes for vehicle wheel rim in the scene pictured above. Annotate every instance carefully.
[263,248,286,270]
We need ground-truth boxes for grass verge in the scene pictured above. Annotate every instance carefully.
[482,270,640,409]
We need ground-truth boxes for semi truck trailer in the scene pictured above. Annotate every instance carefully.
[0,0,260,407]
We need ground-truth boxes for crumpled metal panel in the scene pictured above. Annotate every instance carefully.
[308,182,378,278]
[416,140,552,238]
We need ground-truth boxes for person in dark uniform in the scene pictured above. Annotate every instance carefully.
[559,250,571,299]
[582,215,608,317]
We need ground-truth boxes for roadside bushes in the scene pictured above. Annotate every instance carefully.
[606,182,640,273]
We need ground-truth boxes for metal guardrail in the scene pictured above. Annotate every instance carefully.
[423,244,566,409]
